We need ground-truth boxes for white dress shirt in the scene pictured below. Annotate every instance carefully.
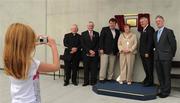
[111,29,116,39]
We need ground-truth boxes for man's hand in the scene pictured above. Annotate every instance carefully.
[89,50,95,55]
[145,53,149,58]
[71,47,77,54]
[99,49,104,54]
[89,53,95,57]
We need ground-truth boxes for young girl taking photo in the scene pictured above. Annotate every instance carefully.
[3,23,60,103]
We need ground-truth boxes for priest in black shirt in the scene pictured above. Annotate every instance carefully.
[63,24,81,86]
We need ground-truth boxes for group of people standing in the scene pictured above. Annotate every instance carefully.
[63,15,177,98]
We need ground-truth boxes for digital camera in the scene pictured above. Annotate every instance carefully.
[38,36,48,43]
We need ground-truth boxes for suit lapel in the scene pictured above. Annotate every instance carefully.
[155,31,158,45]
[142,25,149,36]
[115,29,119,40]
[158,27,166,44]
[87,30,95,42]
[145,25,150,32]
[86,31,91,42]
[92,31,96,41]
[107,27,114,39]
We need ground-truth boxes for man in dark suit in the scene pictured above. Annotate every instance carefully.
[81,21,99,86]
[154,15,177,98]
[63,24,81,86]
[139,17,155,86]
[99,18,120,82]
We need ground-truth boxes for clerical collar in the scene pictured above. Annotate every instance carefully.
[72,32,76,36]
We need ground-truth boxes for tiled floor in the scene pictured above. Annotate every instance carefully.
[0,71,180,103]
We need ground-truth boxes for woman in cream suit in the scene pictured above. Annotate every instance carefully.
[117,24,137,85]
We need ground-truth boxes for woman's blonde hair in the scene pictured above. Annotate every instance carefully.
[3,23,36,79]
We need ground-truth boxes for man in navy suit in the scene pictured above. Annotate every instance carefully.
[139,17,155,87]
[81,21,99,86]
[154,15,177,98]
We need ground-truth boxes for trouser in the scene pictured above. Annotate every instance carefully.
[99,54,116,80]
[155,60,172,95]
[119,53,135,82]
[141,56,154,84]
[83,56,98,84]
[64,57,79,83]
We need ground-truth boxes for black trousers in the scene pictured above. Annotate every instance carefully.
[141,56,154,84]
[83,56,98,84]
[155,60,172,95]
[64,56,79,83]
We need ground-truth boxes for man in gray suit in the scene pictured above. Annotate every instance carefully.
[154,15,177,98]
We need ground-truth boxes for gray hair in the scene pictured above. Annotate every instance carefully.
[88,21,94,25]
[155,15,164,20]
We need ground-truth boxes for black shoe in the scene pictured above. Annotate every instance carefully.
[90,82,96,86]
[141,81,146,85]
[159,94,169,98]
[106,79,115,82]
[143,83,153,87]
[64,82,69,86]
[157,93,162,96]
[82,83,89,86]
[99,80,105,83]
[72,82,78,86]
[142,78,148,84]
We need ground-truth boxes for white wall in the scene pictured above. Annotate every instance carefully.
[0,0,47,67]
[46,0,180,60]
[46,0,180,86]
[0,0,180,86]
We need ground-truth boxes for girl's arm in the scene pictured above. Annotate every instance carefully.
[38,36,60,72]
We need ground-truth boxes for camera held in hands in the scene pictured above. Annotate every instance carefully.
[37,36,48,44]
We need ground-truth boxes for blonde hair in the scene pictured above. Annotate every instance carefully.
[3,23,36,80]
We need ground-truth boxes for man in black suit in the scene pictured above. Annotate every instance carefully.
[139,17,155,86]
[99,18,120,82]
[154,15,177,98]
[63,24,81,86]
[81,21,99,86]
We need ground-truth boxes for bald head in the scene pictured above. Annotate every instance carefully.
[140,17,149,28]
[71,24,78,33]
